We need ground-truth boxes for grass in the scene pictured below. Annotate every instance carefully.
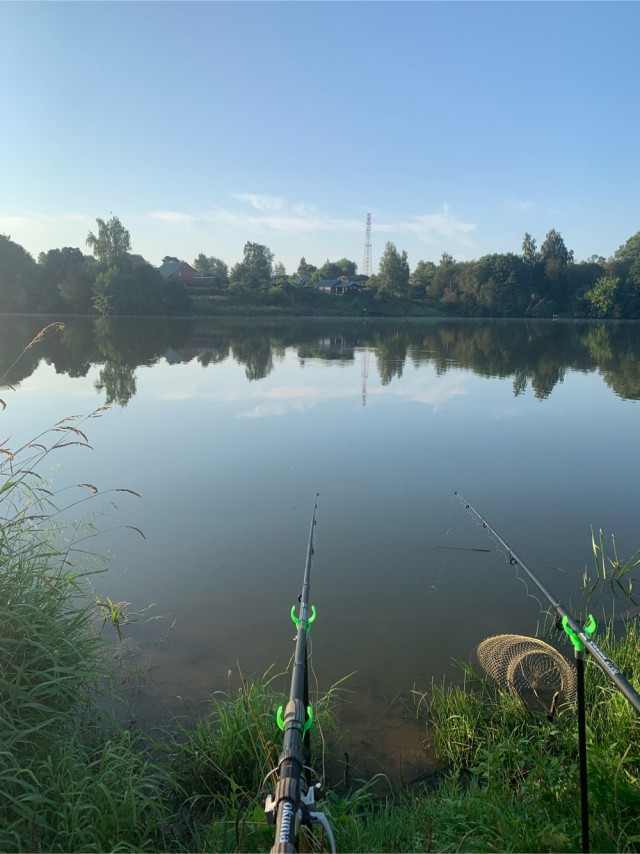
[1,326,175,852]
[189,287,444,318]
[411,620,640,852]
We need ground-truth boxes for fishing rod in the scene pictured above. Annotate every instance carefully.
[265,495,336,854]
[455,491,640,715]
[456,491,640,853]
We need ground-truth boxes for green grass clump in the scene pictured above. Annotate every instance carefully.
[0,463,174,851]
[1,327,175,851]
[170,670,340,851]
[418,623,640,852]
[173,673,283,809]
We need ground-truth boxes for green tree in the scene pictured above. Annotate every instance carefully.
[0,234,40,312]
[429,252,457,303]
[229,242,274,291]
[193,254,229,285]
[409,260,437,299]
[92,256,177,316]
[376,242,410,298]
[522,232,538,266]
[162,255,180,264]
[584,274,621,318]
[474,253,531,316]
[611,232,640,317]
[537,229,574,314]
[86,216,131,264]
[296,257,317,279]
[38,247,95,314]
[313,258,357,282]
[540,229,573,266]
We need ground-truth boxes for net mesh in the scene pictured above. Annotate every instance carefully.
[477,634,577,711]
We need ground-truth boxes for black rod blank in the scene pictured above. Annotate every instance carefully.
[270,495,319,853]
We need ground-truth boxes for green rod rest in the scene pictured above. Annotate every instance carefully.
[290,604,316,634]
[562,614,596,653]
[276,704,314,733]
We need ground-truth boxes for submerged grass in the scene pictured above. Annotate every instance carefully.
[2,327,639,851]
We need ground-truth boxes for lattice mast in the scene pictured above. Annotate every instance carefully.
[363,212,372,277]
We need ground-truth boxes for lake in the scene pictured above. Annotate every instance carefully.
[2,314,639,781]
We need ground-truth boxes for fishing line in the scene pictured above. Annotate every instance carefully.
[463,503,548,617]
[425,493,455,593]
[426,491,501,593]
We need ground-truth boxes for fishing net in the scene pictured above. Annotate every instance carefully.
[477,634,577,713]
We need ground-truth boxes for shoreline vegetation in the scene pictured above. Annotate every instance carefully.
[2,216,640,321]
[2,329,639,852]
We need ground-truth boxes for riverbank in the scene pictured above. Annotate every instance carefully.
[189,287,444,318]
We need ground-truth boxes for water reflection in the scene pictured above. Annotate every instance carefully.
[2,316,639,405]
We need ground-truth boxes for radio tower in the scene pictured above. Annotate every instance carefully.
[363,212,372,277]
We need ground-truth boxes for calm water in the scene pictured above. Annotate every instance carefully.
[2,315,639,778]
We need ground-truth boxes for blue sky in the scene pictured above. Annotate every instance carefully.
[1,1,639,274]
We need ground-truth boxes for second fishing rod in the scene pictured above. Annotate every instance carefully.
[455,491,640,715]
[456,491,640,853]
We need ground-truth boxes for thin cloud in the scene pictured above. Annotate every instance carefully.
[0,211,93,255]
[0,215,33,231]
[150,210,195,225]
[232,194,285,213]
[506,197,535,212]
[382,205,477,246]
[146,198,476,252]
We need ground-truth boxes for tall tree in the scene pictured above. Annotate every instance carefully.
[376,242,410,297]
[540,229,573,266]
[409,260,437,299]
[297,257,317,278]
[86,216,131,264]
[429,252,457,302]
[229,242,274,291]
[522,232,538,266]
[474,253,531,315]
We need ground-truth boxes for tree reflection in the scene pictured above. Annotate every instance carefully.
[232,335,274,381]
[94,361,137,406]
[2,315,640,405]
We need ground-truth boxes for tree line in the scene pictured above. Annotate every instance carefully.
[1,215,639,318]
[0,217,191,316]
